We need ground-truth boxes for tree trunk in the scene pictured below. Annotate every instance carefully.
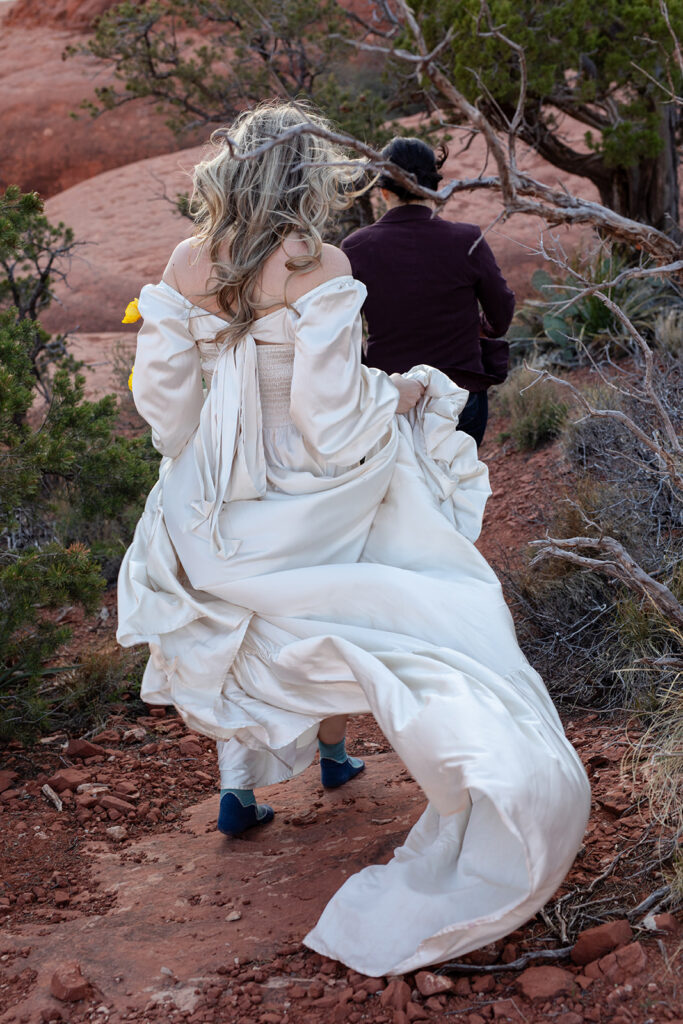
[596,104,680,239]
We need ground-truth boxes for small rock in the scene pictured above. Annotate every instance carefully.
[516,966,575,1001]
[91,729,121,745]
[492,999,521,1019]
[454,977,471,996]
[114,779,139,796]
[415,971,454,997]
[122,726,146,743]
[99,794,136,814]
[571,919,633,965]
[598,791,631,816]
[363,978,385,994]
[290,810,319,826]
[53,890,70,907]
[179,736,203,757]
[47,768,89,794]
[615,941,647,975]
[39,1008,63,1022]
[472,975,495,993]
[406,1002,430,1022]
[63,738,105,759]
[226,910,242,922]
[644,912,680,935]
[50,962,90,1002]
[379,978,412,1011]
[105,826,127,842]
[0,770,18,793]
[140,742,158,755]
[556,1014,584,1024]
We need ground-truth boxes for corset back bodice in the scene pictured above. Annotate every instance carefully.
[254,343,295,428]
[197,304,295,432]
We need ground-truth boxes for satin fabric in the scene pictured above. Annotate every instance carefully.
[118,276,590,977]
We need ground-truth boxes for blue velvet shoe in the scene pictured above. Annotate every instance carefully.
[320,756,365,790]
[217,793,274,837]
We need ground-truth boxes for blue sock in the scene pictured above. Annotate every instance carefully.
[217,788,274,836]
[318,738,365,789]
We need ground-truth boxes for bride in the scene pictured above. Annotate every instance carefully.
[117,100,590,977]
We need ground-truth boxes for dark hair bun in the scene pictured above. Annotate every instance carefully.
[377,137,448,202]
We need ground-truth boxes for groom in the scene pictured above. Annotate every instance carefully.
[342,137,515,447]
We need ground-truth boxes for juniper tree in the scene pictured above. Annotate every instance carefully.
[72,1,682,233]
[413,0,682,234]
[0,190,159,740]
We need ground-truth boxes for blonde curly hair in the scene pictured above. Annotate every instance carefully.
[190,100,366,344]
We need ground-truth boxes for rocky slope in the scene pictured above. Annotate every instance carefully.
[0,3,190,198]
[1,706,681,1024]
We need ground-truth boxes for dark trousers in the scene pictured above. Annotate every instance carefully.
[457,391,488,447]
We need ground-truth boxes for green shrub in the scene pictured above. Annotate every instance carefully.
[0,190,159,742]
[507,249,683,367]
[493,367,568,450]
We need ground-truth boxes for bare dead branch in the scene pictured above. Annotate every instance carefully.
[529,534,683,629]
[526,367,683,497]
[386,1,682,262]
[476,0,528,173]
[438,946,573,976]
[660,0,683,77]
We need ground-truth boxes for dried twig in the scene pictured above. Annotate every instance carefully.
[529,534,683,629]
[438,946,573,976]
[41,783,63,812]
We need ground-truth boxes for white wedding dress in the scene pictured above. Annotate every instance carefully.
[117,275,590,977]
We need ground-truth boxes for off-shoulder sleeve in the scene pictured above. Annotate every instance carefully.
[289,277,399,466]
[132,283,205,458]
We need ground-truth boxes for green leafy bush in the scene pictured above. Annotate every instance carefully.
[508,251,683,366]
[0,189,159,741]
[493,367,568,450]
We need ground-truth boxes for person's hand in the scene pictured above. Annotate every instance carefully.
[390,374,425,414]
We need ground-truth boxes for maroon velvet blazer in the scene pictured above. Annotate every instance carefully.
[341,205,515,392]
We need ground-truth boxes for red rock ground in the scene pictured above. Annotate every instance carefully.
[1,704,681,1024]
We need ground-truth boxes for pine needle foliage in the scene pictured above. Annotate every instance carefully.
[0,189,159,742]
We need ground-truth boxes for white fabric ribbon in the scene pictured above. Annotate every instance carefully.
[190,334,267,557]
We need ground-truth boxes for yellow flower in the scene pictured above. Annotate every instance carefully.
[122,298,141,324]
[128,365,134,391]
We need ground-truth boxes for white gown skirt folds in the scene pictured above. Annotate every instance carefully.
[117,277,591,977]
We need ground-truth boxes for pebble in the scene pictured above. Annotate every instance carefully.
[105,825,128,842]
[415,971,454,996]
[379,978,411,1011]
